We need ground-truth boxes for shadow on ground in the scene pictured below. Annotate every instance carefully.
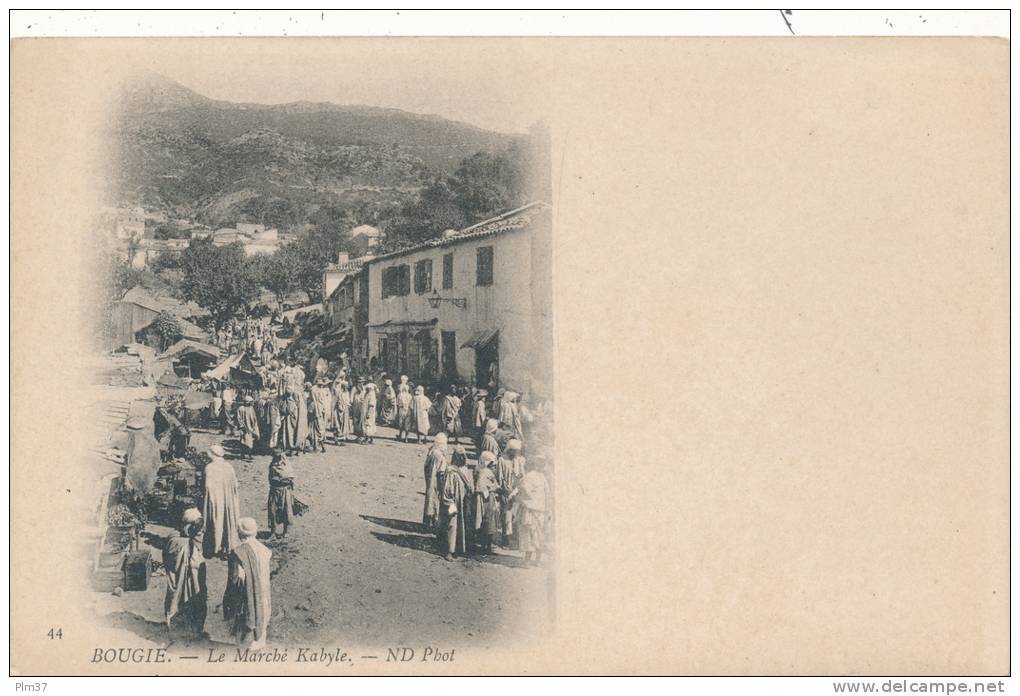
[368,529,531,569]
[359,514,427,534]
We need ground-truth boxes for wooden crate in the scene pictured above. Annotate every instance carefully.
[122,549,152,591]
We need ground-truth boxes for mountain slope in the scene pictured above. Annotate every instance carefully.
[112,73,521,229]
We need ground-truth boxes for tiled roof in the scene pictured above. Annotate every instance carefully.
[159,338,220,359]
[119,286,207,318]
[368,201,550,264]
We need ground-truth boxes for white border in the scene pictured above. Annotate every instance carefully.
[3,8,1014,695]
[8,10,1012,39]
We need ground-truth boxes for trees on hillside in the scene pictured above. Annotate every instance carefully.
[248,251,298,307]
[379,142,534,247]
[275,226,358,304]
[177,239,260,329]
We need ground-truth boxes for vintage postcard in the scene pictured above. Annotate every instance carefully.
[10,35,1009,676]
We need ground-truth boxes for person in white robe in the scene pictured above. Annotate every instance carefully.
[201,445,240,559]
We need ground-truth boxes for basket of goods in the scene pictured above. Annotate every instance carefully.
[107,503,143,531]
[183,447,211,471]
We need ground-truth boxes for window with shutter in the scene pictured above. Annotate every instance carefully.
[476,246,494,286]
[442,253,454,289]
[399,264,411,296]
[415,259,433,294]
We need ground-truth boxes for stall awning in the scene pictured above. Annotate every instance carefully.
[368,318,438,334]
[324,322,350,337]
[461,328,499,350]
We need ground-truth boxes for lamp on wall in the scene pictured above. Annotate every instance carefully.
[427,289,467,309]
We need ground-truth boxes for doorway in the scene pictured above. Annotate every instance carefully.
[475,332,499,390]
[442,331,458,380]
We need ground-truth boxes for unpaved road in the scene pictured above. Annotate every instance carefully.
[93,425,555,654]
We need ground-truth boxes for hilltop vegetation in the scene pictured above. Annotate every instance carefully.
[111,72,542,236]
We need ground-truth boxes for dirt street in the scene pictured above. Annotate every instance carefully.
[93,425,555,654]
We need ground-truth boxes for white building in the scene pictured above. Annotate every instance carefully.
[322,252,371,300]
[350,224,383,251]
[236,222,266,236]
[365,202,552,395]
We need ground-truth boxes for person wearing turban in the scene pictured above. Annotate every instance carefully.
[479,418,501,460]
[223,518,272,648]
[396,382,414,442]
[411,385,433,444]
[163,508,207,637]
[496,439,526,548]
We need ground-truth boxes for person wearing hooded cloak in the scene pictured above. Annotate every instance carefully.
[422,433,448,531]
[360,383,378,444]
[266,394,283,450]
[438,447,474,560]
[308,381,331,453]
[236,396,260,461]
[377,379,395,424]
[473,451,501,552]
[495,439,526,547]
[350,384,364,439]
[332,380,352,443]
[440,390,463,444]
[296,384,311,452]
[280,389,299,455]
[202,445,240,559]
[498,391,524,441]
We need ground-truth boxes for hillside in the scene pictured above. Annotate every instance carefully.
[111,73,521,230]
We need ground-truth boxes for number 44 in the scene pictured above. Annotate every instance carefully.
[47,628,62,640]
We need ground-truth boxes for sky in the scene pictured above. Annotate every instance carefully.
[147,39,548,134]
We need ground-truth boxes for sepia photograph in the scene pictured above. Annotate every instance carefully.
[9,10,1012,685]
[85,60,554,654]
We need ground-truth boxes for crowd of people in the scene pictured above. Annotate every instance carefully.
[159,313,554,648]
[423,430,552,565]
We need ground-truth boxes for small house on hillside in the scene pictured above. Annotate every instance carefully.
[349,224,383,252]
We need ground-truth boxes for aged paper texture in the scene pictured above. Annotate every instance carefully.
[10,37,1009,675]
